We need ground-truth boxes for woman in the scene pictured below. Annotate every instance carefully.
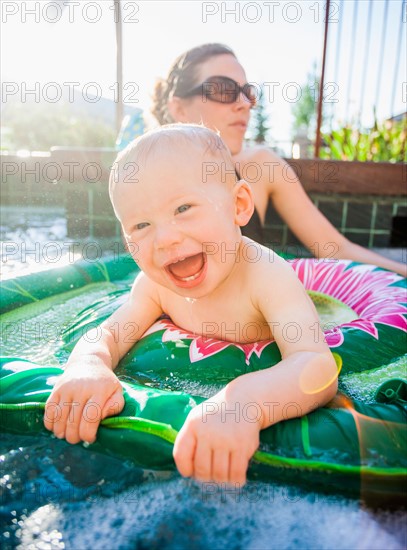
[152,43,406,276]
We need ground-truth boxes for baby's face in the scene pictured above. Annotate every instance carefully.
[113,148,242,298]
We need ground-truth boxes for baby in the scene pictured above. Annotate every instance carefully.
[45,124,337,485]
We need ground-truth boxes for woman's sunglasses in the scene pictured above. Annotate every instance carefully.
[180,76,258,107]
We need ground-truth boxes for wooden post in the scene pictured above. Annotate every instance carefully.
[314,0,331,158]
[114,0,123,135]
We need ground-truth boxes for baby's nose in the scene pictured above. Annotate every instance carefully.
[154,221,182,250]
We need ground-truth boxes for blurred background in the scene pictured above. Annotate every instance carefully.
[2,0,406,154]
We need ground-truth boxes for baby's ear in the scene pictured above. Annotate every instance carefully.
[233,180,254,226]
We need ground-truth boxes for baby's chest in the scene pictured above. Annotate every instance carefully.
[166,300,272,343]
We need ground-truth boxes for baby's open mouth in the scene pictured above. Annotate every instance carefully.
[166,253,206,282]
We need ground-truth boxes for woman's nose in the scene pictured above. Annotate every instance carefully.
[234,91,252,111]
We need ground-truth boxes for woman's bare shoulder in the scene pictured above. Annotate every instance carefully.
[233,145,291,194]
[233,144,285,165]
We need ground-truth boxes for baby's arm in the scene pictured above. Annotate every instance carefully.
[241,256,338,426]
[174,255,337,485]
[44,273,162,444]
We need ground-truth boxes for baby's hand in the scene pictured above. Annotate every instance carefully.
[44,361,124,445]
[173,385,261,486]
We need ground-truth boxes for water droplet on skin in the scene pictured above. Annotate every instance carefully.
[184,297,199,336]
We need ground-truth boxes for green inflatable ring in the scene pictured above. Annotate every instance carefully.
[0,355,406,500]
[0,256,406,499]
[60,258,407,381]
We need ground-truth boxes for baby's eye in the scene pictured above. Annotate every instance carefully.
[134,222,150,231]
[176,204,191,214]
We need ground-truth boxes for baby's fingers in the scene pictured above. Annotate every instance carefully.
[173,427,196,478]
[45,395,79,442]
[75,387,124,444]
[229,450,248,486]
[72,399,102,444]
[193,440,212,482]
[101,387,125,419]
[212,449,229,483]
[44,394,61,432]
[63,400,86,444]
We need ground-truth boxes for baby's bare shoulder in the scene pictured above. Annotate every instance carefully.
[242,238,288,272]
[242,241,301,297]
[130,271,161,305]
[131,270,153,293]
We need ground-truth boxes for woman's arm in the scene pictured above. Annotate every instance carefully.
[238,148,406,276]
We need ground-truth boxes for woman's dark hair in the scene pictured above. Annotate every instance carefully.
[151,43,236,125]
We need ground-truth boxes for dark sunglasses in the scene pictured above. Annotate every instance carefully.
[180,76,258,106]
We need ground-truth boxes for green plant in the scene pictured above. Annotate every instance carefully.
[291,63,322,140]
[320,117,406,163]
[252,85,270,144]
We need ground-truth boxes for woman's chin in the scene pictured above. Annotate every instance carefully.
[225,137,243,156]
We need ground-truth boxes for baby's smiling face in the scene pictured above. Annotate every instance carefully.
[112,144,244,298]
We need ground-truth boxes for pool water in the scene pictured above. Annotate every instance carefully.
[1,210,406,549]
[1,445,406,550]
[1,206,69,280]
[0,283,122,366]
[1,206,122,281]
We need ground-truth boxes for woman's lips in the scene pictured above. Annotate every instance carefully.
[229,121,248,132]
[165,253,207,288]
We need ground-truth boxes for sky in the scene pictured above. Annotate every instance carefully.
[1,0,406,146]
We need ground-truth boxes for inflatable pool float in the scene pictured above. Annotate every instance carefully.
[1,255,406,499]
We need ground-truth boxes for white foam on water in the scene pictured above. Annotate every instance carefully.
[16,478,407,550]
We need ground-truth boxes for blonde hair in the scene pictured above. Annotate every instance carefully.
[109,123,236,199]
